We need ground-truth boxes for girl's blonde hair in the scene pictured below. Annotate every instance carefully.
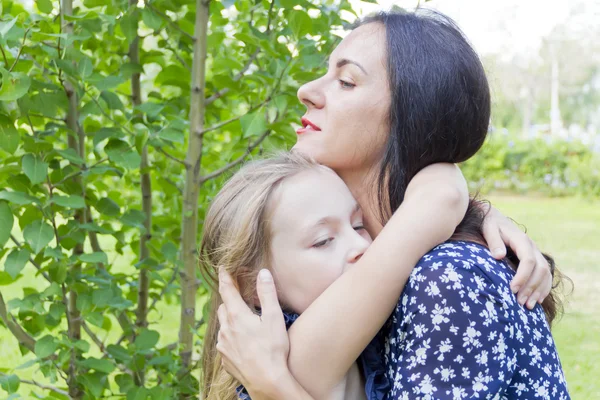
[200,152,320,400]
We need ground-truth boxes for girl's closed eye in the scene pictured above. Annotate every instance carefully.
[353,225,365,232]
[313,237,334,248]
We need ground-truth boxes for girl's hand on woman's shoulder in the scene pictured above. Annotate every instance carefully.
[480,203,553,309]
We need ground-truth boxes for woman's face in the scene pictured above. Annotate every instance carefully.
[293,22,391,173]
[268,168,372,314]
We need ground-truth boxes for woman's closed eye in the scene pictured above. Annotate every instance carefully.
[339,79,356,90]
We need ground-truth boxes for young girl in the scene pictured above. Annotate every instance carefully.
[200,152,471,399]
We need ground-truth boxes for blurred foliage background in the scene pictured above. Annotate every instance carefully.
[0,0,598,399]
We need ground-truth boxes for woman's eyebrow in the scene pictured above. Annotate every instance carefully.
[336,58,368,75]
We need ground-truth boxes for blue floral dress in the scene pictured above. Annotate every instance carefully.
[381,241,569,399]
[238,240,569,400]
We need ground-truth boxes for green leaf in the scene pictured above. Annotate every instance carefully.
[135,102,163,117]
[120,209,146,229]
[53,195,86,209]
[74,339,91,353]
[80,357,116,374]
[0,191,40,206]
[0,114,19,154]
[105,140,141,170]
[0,17,17,38]
[95,197,120,216]
[57,148,85,164]
[43,283,63,299]
[289,10,312,39]
[23,220,54,254]
[107,344,132,362]
[78,57,93,78]
[0,201,13,247]
[0,374,19,394]
[35,335,57,358]
[240,111,267,138]
[93,127,122,147]
[158,128,183,143]
[79,252,108,264]
[0,69,31,102]
[120,9,139,45]
[100,91,124,111]
[21,154,48,185]
[115,373,134,393]
[134,329,159,351]
[141,7,162,30]
[5,248,29,278]
[36,0,54,14]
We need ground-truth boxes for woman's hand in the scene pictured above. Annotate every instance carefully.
[481,204,553,309]
[217,269,310,399]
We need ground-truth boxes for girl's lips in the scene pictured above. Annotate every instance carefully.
[297,117,321,135]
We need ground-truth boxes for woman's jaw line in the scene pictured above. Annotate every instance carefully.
[335,167,384,238]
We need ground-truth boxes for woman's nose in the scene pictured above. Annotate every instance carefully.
[297,77,325,110]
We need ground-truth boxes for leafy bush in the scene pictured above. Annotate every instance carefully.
[461,133,600,197]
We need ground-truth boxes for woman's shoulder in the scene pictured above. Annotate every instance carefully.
[411,240,516,288]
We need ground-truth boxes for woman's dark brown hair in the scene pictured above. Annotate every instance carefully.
[358,9,566,324]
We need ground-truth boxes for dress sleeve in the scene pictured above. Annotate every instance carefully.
[385,256,517,399]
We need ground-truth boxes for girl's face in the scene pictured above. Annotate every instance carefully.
[293,22,391,174]
[268,168,372,314]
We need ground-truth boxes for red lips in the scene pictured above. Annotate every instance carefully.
[297,117,321,135]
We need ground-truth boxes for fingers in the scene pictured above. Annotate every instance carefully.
[523,251,552,309]
[217,303,228,325]
[218,268,250,316]
[481,208,507,259]
[256,269,282,318]
[505,232,536,294]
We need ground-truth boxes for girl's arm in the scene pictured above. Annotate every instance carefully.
[284,163,468,398]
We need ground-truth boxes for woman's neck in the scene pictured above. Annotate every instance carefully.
[336,168,385,238]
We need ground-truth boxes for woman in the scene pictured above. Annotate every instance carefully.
[213,9,567,400]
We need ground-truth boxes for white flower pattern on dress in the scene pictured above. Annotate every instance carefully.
[381,241,569,400]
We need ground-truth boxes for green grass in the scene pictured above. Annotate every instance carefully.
[489,195,600,399]
[1,195,598,398]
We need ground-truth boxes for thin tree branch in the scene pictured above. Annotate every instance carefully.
[163,39,191,72]
[0,373,71,399]
[163,177,183,195]
[85,207,105,270]
[81,321,105,353]
[200,96,271,136]
[147,264,179,314]
[200,129,271,183]
[8,27,31,72]
[83,89,135,136]
[10,235,52,282]
[28,113,66,122]
[266,0,276,33]
[157,147,188,167]
[0,44,8,67]
[0,292,37,353]
[205,49,260,105]
[53,157,108,187]
[144,2,194,41]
